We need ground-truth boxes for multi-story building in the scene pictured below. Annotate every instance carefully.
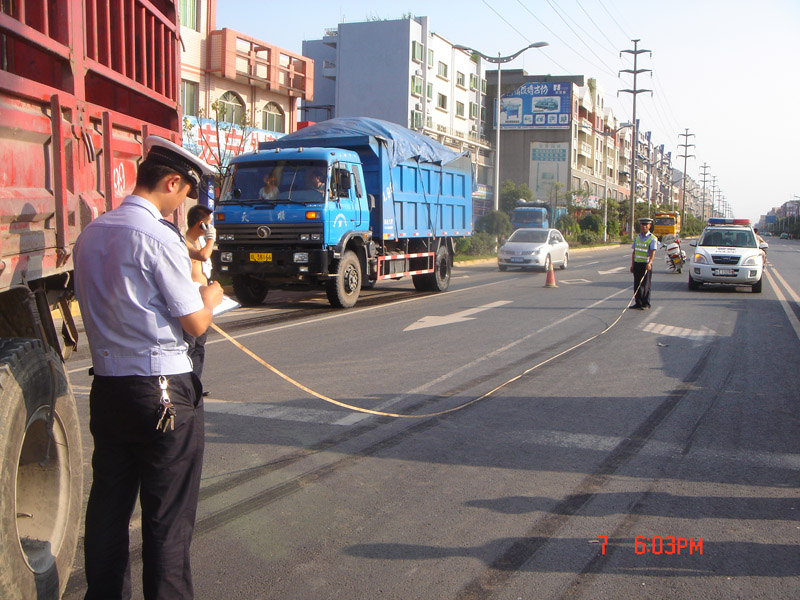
[178,0,313,168]
[301,17,493,211]
[486,71,633,211]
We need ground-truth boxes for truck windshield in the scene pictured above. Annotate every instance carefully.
[219,161,328,204]
[655,217,675,226]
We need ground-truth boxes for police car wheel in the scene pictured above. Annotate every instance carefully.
[688,275,701,290]
[0,338,82,600]
[752,277,762,293]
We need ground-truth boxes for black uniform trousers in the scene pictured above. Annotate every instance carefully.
[183,330,208,380]
[632,261,652,308]
[84,372,203,600]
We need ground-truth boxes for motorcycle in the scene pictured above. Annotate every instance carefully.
[662,236,686,273]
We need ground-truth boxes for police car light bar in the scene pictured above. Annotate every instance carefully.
[708,218,751,226]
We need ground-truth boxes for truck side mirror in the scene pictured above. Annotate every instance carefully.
[336,168,352,197]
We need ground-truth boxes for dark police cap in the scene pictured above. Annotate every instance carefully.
[143,136,214,199]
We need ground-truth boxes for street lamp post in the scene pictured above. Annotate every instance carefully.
[595,122,632,242]
[454,41,548,213]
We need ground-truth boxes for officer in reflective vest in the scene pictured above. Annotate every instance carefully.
[630,217,657,309]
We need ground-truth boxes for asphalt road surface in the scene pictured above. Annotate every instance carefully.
[63,238,800,599]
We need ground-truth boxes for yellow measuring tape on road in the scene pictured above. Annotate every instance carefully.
[210,281,640,419]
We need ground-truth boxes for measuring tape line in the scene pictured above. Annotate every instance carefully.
[210,279,642,419]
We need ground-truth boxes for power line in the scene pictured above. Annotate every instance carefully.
[574,0,622,55]
[597,0,632,39]
[513,0,619,78]
[542,0,619,77]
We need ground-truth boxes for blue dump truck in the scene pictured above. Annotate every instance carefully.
[510,200,567,230]
[212,118,473,308]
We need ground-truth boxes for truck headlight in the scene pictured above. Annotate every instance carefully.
[300,234,309,241]
[220,252,233,262]
[294,252,309,263]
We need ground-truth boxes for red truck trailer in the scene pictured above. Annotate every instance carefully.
[0,2,182,597]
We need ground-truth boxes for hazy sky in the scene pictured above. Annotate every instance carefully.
[217,0,800,222]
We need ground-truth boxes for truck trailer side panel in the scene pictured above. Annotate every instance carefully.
[0,2,182,598]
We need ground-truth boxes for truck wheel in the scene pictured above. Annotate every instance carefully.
[326,250,361,308]
[0,338,82,600]
[429,245,452,292]
[232,275,269,306]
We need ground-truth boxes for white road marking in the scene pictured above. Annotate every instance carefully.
[404,300,512,331]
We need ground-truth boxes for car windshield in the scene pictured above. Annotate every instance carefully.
[219,160,328,204]
[508,229,549,243]
[699,228,756,248]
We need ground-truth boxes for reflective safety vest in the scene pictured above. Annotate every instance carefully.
[634,232,655,263]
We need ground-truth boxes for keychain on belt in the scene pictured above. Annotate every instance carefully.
[156,376,176,432]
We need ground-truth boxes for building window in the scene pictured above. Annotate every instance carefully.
[262,102,285,133]
[426,82,433,100]
[181,80,198,117]
[411,41,423,62]
[437,93,447,110]
[456,101,465,118]
[410,110,423,129]
[428,49,434,68]
[437,61,448,80]
[217,91,246,125]
[179,0,198,31]
[411,75,423,96]
[481,79,486,94]
[469,73,479,90]
[469,102,478,119]
[456,71,465,88]
[426,115,433,128]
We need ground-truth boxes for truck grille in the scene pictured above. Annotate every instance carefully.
[711,255,740,265]
[217,223,324,246]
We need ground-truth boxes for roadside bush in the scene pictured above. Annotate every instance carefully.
[579,213,603,234]
[577,230,600,245]
[460,232,496,255]
[556,214,579,239]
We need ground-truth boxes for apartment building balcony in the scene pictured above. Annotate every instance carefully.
[323,28,338,48]
[579,118,593,132]
[207,28,313,99]
[322,59,337,80]
[579,142,593,157]
[579,165,594,176]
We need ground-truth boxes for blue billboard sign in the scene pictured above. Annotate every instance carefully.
[497,81,572,130]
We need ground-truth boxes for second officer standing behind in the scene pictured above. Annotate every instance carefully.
[630,217,657,310]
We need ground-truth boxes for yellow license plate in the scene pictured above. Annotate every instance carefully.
[249,252,272,262]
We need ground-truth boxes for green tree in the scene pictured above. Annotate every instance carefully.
[500,180,533,215]
[476,210,513,240]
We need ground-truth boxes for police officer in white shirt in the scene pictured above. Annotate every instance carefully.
[74,136,222,599]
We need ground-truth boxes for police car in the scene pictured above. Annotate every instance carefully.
[688,218,767,293]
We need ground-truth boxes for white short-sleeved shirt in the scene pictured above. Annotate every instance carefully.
[74,195,204,376]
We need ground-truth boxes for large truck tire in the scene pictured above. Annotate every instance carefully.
[326,250,361,308]
[0,338,83,600]
[430,245,452,292]
[232,275,269,306]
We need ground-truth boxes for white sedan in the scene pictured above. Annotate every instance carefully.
[497,228,569,272]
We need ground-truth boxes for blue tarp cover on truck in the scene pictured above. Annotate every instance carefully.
[259,117,470,171]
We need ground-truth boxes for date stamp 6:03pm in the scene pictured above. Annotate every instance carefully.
[597,536,703,555]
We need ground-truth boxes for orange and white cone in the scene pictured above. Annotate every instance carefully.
[544,260,558,288]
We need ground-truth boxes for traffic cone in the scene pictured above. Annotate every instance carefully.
[544,260,558,288]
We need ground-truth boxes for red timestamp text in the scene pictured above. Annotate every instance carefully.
[596,535,703,555]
